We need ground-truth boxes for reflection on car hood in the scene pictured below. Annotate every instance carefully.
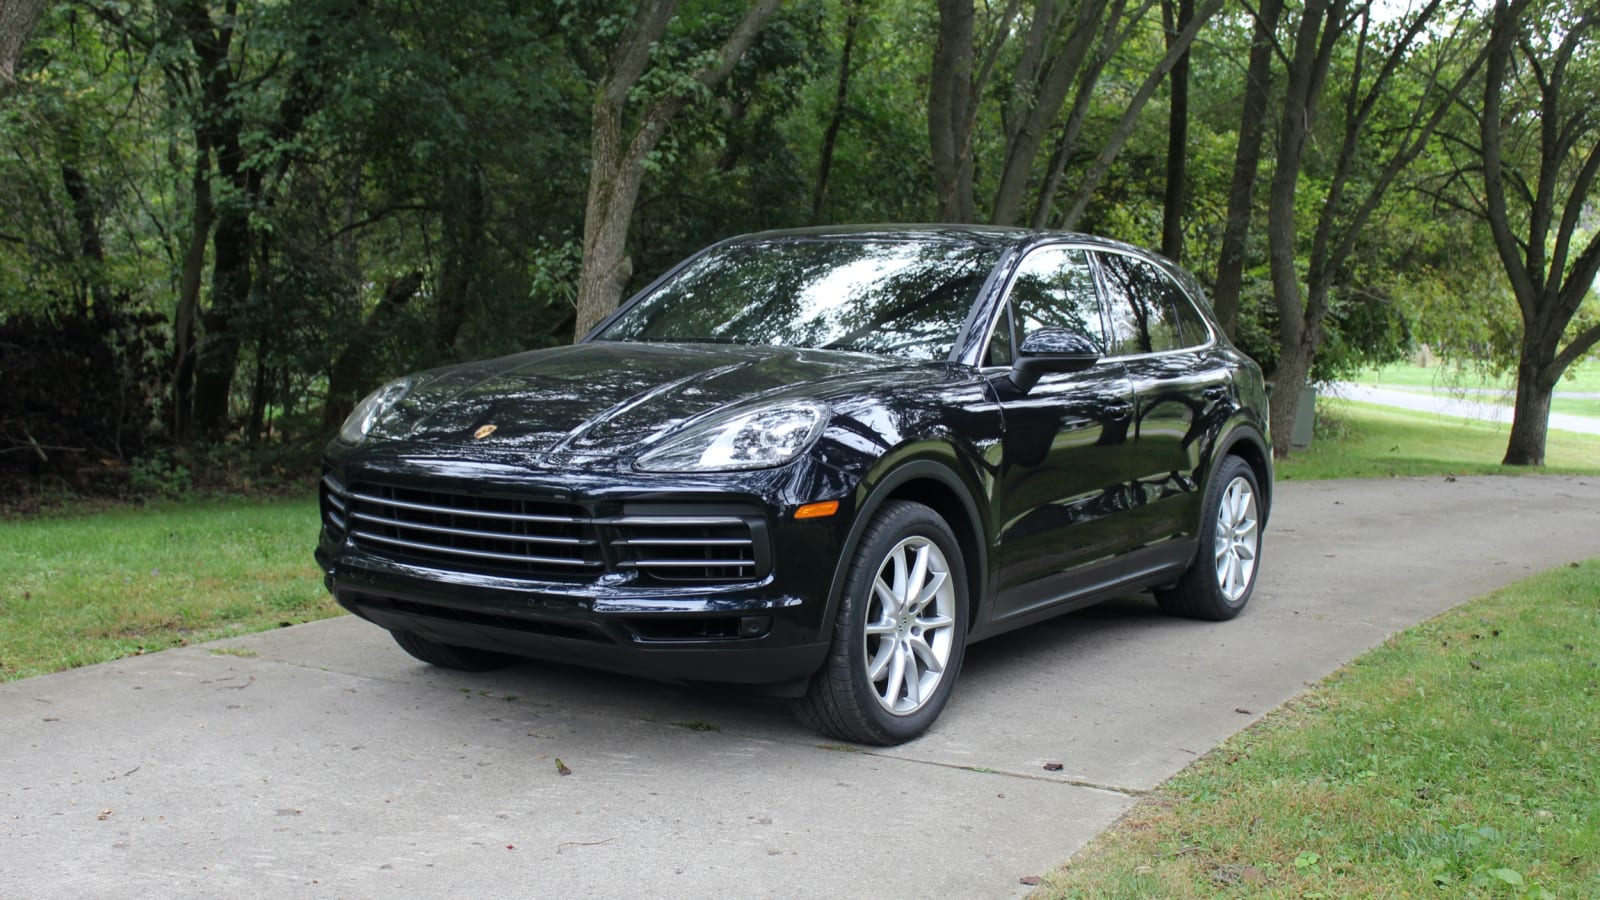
[384,341,931,461]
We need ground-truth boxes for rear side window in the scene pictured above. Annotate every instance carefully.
[1097,252,1208,356]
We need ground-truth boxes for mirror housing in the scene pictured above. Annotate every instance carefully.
[1008,327,1101,393]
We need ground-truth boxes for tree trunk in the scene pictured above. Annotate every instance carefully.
[572,0,781,339]
[435,172,485,355]
[1160,0,1193,262]
[812,0,864,224]
[1030,1,1127,229]
[1056,0,1222,230]
[0,0,47,84]
[929,0,979,223]
[1268,331,1317,458]
[190,198,250,437]
[1502,346,1555,466]
[1210,0,1283,337]
[990,0,1108,226]
[172,133,213,442]
[1263,0,1332,457]
[323,271,423,430]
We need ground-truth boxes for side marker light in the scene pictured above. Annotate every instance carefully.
[794,500,840,520]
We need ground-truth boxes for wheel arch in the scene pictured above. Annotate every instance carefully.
[823,459,989,635]
[1212,422,1273,526]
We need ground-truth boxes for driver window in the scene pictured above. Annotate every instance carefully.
[1009,246,1105,352]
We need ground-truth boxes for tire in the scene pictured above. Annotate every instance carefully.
[1156,455,1263,621]
[793,500,968,745]
[391,630,518,672]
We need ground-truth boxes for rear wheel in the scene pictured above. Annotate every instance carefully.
[793,500,968,745]
[1156,455,1262,621]
[390,630,517,671]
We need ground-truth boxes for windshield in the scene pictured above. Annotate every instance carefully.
[595,238,1002,361]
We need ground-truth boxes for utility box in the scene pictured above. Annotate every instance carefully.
[1292,386,1316,450]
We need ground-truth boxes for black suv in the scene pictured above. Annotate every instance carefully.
[316,226,1272,744]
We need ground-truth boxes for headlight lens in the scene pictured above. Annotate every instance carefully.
[338,378,413,445]
[635,402,828,472]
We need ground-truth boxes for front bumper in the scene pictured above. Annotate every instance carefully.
[315,451,853,687]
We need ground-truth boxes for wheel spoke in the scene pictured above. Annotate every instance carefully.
[864,619,897,637]
[882,646,906,706]
[908,634,943,673]
[911,568,948,613]
[906,544,930,607]
[900,643,922,707]
[872,575,898,613]
[867,642,892,681]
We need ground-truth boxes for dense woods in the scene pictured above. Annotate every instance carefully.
[1,0,1597,492]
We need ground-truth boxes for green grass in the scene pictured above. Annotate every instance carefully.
[1038,559,1600,899]
[1352,362,1600,418]
[1355,361,1600,394]
[1276,400,1600,481]
[0,496,336,680]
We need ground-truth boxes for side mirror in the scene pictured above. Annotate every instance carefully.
[1009,327,1101,393]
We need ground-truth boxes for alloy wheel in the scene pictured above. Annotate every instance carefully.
[862,535,957,716]
[1213,475,1259,603]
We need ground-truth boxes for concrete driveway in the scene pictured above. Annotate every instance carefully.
[4,476,1598,898]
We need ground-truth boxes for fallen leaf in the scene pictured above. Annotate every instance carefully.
[1042,762,1063,772]
[1234,707,1251,715]
[97,808,113,820]
[555,758,572,776]
[1019,875,1042,886]
[506,845,515,850]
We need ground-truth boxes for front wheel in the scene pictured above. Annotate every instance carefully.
[793,500,968,745]
[1156,455,1263,621]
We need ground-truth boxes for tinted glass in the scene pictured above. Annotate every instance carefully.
[1097,252,1201,355]
[1010,246,1105,352]
[598,239,1002,361]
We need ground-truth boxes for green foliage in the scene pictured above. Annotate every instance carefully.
[1,0,1582,488]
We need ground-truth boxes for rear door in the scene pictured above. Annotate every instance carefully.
[1093,250,1230,574]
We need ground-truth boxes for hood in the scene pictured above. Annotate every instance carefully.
[374,341,931,463]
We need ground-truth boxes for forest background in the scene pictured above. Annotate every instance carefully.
[1,0,1597,497]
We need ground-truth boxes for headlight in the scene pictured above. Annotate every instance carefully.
[338,378,413,445]
[635,402,828,472]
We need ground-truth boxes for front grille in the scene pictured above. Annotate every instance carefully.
[320,475,768,584]
[611,516,760,582]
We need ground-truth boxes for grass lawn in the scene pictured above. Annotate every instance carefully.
[1037,559,1600,899]
[0,496,335,681]
[1355,361,1600,393]
[1276,401,1600,481]
[1352,362,1600,419]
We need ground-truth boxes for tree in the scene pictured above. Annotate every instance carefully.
[1160,0,1194,262]
[1478,0,1600,465]
[1211,0,1285,337]
[0,0,47,86]
[1264,0,1484,457]
[572,0,783,339]
[812,0,866,223]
